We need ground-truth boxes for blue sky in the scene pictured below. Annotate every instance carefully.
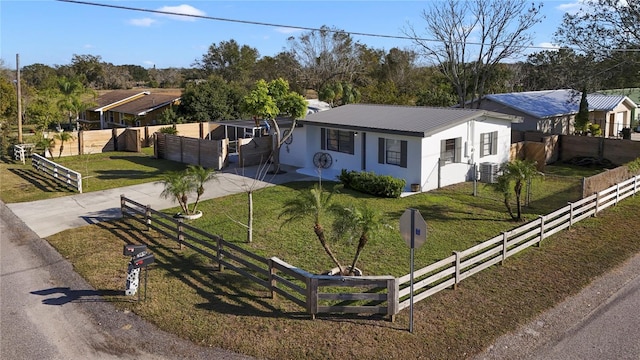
[1,0,581,69]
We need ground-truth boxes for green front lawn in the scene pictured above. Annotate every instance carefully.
[0,149,187,203]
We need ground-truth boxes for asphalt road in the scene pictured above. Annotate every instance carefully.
[475,249,640,360]
[0,201,254,360]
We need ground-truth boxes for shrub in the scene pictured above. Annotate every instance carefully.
[338,169,405,198]
[159,126,178,135]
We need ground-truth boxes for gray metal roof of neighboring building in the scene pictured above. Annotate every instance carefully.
[484,89,637,119]
[299,104,521,137]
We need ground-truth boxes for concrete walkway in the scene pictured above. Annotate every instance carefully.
[7,164,315,238]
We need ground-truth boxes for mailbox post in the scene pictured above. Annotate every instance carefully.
[123,244,155,301]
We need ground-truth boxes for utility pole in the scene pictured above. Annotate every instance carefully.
[16,53,23,143]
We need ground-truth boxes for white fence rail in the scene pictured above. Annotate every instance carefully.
[31,154,83,193]
[13,144,35,164]
[397,174,640,311]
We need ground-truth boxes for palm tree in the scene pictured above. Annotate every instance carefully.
[493,159,542,221]
[34,134,55,159]
[159,171,195,215]
[279,184,345,274]
[186,165,216,214]
[331,204,388,275]
[54,131,74,158]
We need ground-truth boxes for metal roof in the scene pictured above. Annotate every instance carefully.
[299,104,521,137]
[484,89,637,119]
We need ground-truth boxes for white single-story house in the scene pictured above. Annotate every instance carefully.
[470,89,638,138]
[279,104,522,193]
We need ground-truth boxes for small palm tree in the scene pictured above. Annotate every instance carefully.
[279,184,345,274]
[332,204,388,275]
[493,159,542,221]
[186,165,216,214]
[159,166,216,216]
[34,134,55,159]
[159,171,196,215]
[54,131,74,158]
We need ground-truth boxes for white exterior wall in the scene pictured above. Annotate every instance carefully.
[364,132,422,190]
[278,126,308,167]
[280,116,513,192]
[420,117,512,192]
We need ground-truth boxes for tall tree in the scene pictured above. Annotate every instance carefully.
[196,39,259,86]
[555,0,640,55]
[406,0,543,107]
[287,25,361,93]
[575,88,590,135]
[69,54,105,88]
[179,75,245,122]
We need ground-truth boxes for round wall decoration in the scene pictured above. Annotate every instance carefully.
[313,152,333,169]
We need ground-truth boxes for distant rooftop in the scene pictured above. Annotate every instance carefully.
[484,89,637,119]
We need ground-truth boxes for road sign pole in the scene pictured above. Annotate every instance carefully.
[410,209,415,334]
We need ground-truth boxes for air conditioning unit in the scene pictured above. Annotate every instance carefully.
[479,162,500,183]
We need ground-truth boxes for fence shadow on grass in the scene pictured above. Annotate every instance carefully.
[9,168,73,193]
[93,218,297,320]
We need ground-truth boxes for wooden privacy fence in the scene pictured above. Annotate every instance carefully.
[120,195,397,320]
[32,154,82,193]
[120,174,639,320]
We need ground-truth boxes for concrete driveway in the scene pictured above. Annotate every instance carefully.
[7,164,314,238]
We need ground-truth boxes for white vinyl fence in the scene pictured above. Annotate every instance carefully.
[32,154,83,193]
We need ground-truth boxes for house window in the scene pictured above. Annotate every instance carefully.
[378,138,407,168]
[480,131,498,157]
[321,128,354,154]
[440,137,461,164]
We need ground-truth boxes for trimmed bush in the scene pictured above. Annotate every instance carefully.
[338,169,405,198]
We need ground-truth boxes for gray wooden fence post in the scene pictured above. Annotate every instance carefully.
[387,278,399,323]
[145,204,151,231]
[615,184,620,205]
[501,231,509,265]
[538,215,545,246]
[594,192,600,217]
[268,258,276,300]
[634,176,638,197]
[120,195,125,217]
[217,236,224,272]
[568,202,574,228]
[307,276,318,320]
[177,218,184,250]
[453,251,460,290]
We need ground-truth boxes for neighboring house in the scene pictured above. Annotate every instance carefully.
[279,104,522,193]
[81,90,181,129]
[470,89,638,138]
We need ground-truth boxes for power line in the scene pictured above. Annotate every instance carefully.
[55,0,639,53]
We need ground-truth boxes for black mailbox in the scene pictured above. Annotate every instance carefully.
[132,254,155,268]
[123,244,147,256]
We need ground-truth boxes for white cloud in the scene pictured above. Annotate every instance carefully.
[143,60,155,67]
[83,44,94,49]
[156,4,206,21]
[537,42,561,51]
[555,1,583,15]
[275,27,302,35]
[129,18,156,27]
